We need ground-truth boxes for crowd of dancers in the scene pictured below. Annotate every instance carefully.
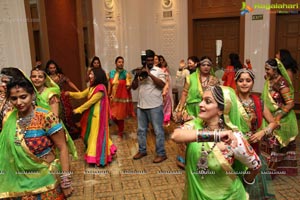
[0,48,298,199]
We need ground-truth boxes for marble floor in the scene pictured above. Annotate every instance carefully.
[69,117,300,200]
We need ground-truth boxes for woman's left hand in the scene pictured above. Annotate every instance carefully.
[64,91,70,97]
[221,131,237,147]
[249,130,264,143]
[62,187,74,198]
[219,130,232,142]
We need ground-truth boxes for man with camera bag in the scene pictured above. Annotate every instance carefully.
[132,49,167,163]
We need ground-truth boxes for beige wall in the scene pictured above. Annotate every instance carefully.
[92,0,188,101]
[0,0,273,94]
[244,0,271,93]
[0,0,32,75]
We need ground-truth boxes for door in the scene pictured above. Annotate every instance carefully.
[193,17,240,69]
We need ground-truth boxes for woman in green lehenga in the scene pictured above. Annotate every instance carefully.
[234,68,277,199]
[174,56,219,169]
[172,86,261,200]
[30,66,78,160]
[261,58,298,176]
[0,77,73,199]
[175,56,219,121]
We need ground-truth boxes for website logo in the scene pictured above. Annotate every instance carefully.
[253,3,299,10]
[241,2,254,15]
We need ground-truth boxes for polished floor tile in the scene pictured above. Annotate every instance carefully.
[69,118,300,200]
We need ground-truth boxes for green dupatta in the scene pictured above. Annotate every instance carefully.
[185,68,202,117]
[38,74,78,159]
[262,59,298,147]
[0,110,60,198]
[183,86,248,200]
[185,68,217,118]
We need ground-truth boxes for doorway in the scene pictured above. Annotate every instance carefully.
[193,17,241,69]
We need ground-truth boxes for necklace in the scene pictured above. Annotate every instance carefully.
[196,127,218,179]
[0,92,7,114]
[50,74,59,83]
[268,80,274,92]
[239,96,253,107]
[238,96,258,134]
[201,75,210,87]
[14,109,34,145]
[238,96,255,115]
[38,86,45,94]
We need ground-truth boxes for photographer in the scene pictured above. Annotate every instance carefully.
[132,49,167,163]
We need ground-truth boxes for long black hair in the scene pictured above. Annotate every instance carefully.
[266,58,282,75]
[1,67,24,79]
[229,53,243,72]
[279,49,298,74]
[45,59,64,75]
[90,56,102,68]
[187,56,200,74]
[90,68,108,89]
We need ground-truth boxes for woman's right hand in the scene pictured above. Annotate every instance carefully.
[175,111,183,123]
[62,187,74,198]
[179,59,185,70]
[249,130,264,143]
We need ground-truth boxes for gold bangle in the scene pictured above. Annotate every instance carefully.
[264,127,272,136]
[176,102,184,112]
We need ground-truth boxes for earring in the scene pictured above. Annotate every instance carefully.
[273,71,279,79]
[218,116,224,129]
[32,94,36,106]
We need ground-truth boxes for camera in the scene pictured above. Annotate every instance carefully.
[132,67,148,80]
[132,51,148,80]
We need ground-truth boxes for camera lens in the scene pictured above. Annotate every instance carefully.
[139,71,148,79]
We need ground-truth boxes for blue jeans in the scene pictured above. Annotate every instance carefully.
[137,105,166,156]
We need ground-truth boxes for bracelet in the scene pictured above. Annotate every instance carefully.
[214,130,221,143]
[243,175,255,185]
[196,130,200,142]
[60,174,72,189]
[213,130,216,143]
[196,130,212,142]
[175,102,184,112]
[274,109,287,117]
[275,120,280,129]
[183,88,189,93]
[263,127,272,136]
[281,109,288,117]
